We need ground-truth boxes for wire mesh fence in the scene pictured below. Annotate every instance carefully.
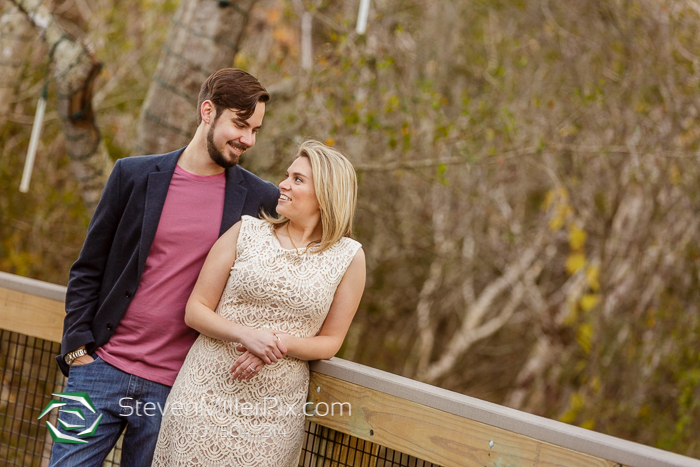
[0,329,122,467]
[299,422,441,467]
[0,328,438,467]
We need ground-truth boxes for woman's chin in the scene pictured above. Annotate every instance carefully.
[275,204,291,218]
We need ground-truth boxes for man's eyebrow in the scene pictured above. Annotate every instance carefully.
[232,116,262,130]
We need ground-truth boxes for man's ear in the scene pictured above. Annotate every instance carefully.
[201,100,215,125]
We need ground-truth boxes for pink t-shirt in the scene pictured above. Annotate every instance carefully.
[97,165,226,386]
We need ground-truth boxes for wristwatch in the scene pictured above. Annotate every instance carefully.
[64,348,88,365]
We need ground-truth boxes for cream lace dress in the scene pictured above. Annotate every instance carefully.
[151,216,361,467]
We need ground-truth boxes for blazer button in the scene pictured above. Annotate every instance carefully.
[125,290,132,298]
[106,323,113,331]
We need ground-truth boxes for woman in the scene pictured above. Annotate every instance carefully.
[152,140,365,466]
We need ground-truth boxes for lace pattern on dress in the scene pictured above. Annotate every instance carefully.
[152,216,361,467]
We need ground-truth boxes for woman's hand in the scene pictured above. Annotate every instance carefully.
[229,350,266,381]
[237,328,288,364]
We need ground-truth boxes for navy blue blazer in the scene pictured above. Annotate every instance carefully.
[57,147,279,376]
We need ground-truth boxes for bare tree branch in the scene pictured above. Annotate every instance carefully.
[0,2,34,123]
[411,184,453,378]
[9,0,112,210]
[420,233,546,383]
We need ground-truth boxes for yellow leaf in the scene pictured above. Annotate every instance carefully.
[590,376,601,394]
[670,164,681,185]
[585,265,600,291]
[580,294,600,312]
[564,301,578,326]
[557,187,570,201]
[542,190,555,211]
[325,138,335,146]
[549,216,564,232]
[580,419,596,430]
[560,391,584,424]
[568,224,587,250]
[560,409,578,424]
[551,205,573,232]
[566,253,586,275]
[577,323,593,354]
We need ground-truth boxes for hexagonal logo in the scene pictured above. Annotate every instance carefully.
[38,392,102,444]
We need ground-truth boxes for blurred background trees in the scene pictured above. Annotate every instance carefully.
[1,0,699,457]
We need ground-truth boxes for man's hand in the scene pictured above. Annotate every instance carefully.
[71,354,95,366]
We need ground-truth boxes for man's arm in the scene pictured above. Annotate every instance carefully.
[59,160,123,371]
[260,181,280,218]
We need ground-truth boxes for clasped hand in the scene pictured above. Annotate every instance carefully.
[229,329,287,381]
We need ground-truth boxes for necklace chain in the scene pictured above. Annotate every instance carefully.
[287,224,307,256]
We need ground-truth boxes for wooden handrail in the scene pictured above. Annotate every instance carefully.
[1,271,699,467]
[307,359,700,467]
[0,271,65,342]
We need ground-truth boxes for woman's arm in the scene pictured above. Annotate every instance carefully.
[230,247,366,373]
[185,221,287,364]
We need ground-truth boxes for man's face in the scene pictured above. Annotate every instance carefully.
[206,101,265,168]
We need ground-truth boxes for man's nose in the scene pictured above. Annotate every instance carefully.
[239,130,254,148]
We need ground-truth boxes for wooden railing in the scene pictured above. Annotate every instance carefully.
[1,270,700,467]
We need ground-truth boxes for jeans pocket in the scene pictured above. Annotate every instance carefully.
[68,355,102,372]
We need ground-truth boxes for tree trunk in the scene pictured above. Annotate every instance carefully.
[135,0,258,155]
[0,2,34,123]
[9,0,112,211]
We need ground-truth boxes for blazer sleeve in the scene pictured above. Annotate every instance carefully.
[261,183,280,217]
[60,159,123,364]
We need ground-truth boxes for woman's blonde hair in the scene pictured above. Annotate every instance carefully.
[264,140,357,253]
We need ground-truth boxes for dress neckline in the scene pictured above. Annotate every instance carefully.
[269,223,309,254]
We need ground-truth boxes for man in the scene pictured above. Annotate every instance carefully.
[50,68,286,467]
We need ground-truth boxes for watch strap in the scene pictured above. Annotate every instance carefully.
[64,348,88,365]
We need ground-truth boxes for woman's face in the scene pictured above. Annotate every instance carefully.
[277,157,320,221]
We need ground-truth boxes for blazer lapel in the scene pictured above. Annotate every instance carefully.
[137,149,182,278]
[220,165,248,236]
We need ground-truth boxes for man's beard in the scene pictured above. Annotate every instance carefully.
[206,121,247,168]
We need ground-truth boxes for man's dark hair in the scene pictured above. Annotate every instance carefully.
[197,68,270,125]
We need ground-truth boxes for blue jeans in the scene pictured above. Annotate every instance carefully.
[49,356,171,467]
